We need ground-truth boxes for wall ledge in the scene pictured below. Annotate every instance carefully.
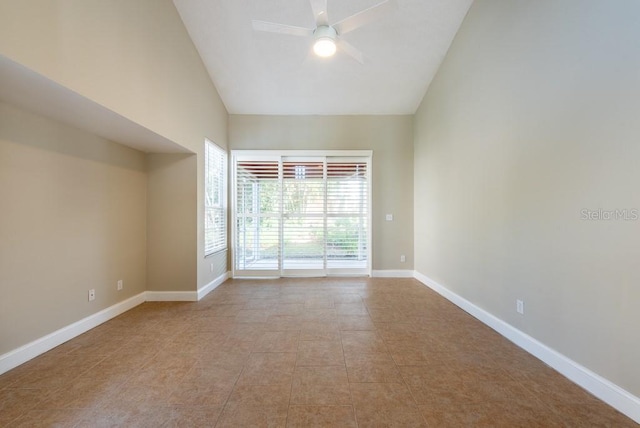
[413,270,640,425]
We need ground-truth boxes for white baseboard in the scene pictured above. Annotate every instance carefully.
[1,276,234,376]
[371,269,414,278]
[0,292,146,376]
[413,270,640,425]
[145,290,198,302]
[198,271,229,300]
[146,272,231,302]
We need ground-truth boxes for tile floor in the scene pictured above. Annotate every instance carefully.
[0,278,636,427]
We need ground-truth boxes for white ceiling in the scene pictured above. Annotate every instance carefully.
[173,0,474,116]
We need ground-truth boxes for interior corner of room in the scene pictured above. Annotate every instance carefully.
[0,0,639,424]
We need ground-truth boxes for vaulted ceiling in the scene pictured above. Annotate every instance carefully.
[173,0,474,115]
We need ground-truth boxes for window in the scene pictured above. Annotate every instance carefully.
[205,140,227,255]
[232,151,371,277]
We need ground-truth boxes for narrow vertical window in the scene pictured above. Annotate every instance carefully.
[205,140,227,255]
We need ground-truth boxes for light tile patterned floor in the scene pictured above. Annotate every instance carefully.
[0,278,636,427]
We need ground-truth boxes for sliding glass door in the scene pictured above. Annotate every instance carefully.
[235,159,280,276]
[282,160,325,275]
[232,151,371,277]
[326,160,368,274]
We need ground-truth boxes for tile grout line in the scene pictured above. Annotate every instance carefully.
[284,324,303,428]
[337,300,359,428]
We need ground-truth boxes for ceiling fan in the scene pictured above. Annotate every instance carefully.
[251,0,397,63]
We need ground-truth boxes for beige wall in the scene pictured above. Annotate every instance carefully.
[414,0,640,396]
[0,0,229,357]
[229,115,414,271]
[0,0,229,293]
[0,102,147,355]
[0,0,225,152]
[147,154,197,292]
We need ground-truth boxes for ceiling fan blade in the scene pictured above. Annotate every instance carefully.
[338,40,364,64]
[309,0,329,26]
[251,20,314,37]
[333,0,397,35]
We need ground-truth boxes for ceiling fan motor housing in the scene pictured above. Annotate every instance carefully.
[314,25,338,40]
[313,25,338,57]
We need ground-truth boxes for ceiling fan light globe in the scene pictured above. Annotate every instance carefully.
[314,38,336,57]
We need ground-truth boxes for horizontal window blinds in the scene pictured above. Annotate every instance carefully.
[233,154,370,276]
[235,161,280,271]
[204,141,227,255]
[283,162,325,271]
[326,161,368,269]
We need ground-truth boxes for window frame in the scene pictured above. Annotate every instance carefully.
[231,150,372,278]
[204,139,227,256]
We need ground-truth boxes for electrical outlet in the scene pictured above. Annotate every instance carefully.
[210,263,214,272]
[385,214,393,221]
[88,289,96,302]
[516,299,524,315]
[117,280,123,291]
[400,255,406,263]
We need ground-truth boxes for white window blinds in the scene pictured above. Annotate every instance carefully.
[235,160,280,271]
[326,161,368,269]
[282,161,325,271]
[204,140,227,255]
[232,152,371,277]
